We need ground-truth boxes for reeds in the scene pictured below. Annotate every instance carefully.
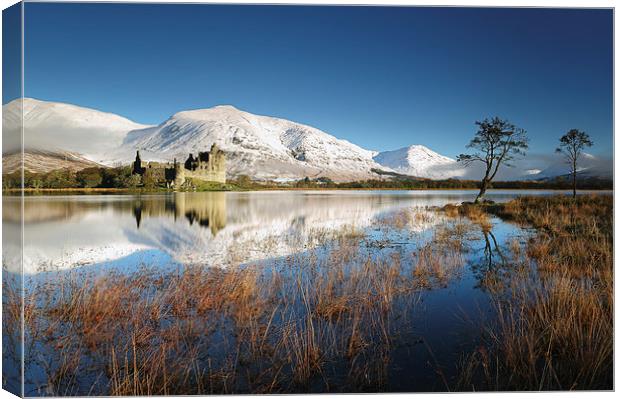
[15,208,467,395]
[442,202,492,231]
[457,195,613,390]
[10,197,608,394]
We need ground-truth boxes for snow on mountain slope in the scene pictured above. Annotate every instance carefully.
[2,149,104,174]
[373,145,465,179]
[2,98,151,164]
[1,98,475,181]
[115,105,388,181]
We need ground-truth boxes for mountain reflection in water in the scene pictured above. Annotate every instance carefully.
[4,191,454,273]
[2,190,592,274]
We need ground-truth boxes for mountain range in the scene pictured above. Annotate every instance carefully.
[1,98,612,181]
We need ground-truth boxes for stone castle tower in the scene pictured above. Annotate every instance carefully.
[133,144,226,187]
[173,144,226,186]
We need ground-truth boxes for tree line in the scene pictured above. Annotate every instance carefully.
[3,165,610,191]
[2,166,142,190]
[289,176,610,190]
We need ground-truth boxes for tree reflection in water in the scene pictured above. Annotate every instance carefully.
[472,228,512,292]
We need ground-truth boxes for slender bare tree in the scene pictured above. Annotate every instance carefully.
[556,129,593,198]
[457,117,528,203]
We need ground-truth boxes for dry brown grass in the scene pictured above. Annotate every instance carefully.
[13,218,467,396]
[445,203,493,231]
[12,198,606,394]
[413,243,464,288]
[458,195,613,391]
[442,203,460,218]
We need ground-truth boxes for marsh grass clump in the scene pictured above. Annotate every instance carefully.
[441,203,493,232]
[458,195,613,391]
[2,273,25,392]
[442,203,460,218]
[408,218,469,290]
[413,246,447,288]
[377,208,438,231]
[376,208,414,230]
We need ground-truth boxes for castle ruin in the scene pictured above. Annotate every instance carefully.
[132,144,226,188]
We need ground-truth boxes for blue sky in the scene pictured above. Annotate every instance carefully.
[10,3,614,157]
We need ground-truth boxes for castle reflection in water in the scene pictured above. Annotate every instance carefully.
[131,192,226,236]
[6,192,227,237]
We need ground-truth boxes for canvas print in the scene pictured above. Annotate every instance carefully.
[1,1,613,396]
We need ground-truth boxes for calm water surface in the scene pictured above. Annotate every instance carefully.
[2,189,596,275]
[1,189,607,394]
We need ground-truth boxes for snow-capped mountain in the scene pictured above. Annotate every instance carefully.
[114,105,388,181]
[4,98,609,182]
[372,145,465,179]
[2,98,151,164]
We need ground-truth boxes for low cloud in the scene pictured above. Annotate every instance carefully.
[434,152,613,181]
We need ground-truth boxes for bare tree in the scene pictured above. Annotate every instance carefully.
[556,129,593,198]
[457,117,528,203]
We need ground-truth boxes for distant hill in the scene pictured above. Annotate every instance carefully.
[2,149,104,174]
[2,98,151,164]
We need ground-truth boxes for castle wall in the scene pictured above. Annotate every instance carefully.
[174,147,226,186]
[184,152,226,184]
[134,145,226,188]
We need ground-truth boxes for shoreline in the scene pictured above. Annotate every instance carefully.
[2,187,613,195]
